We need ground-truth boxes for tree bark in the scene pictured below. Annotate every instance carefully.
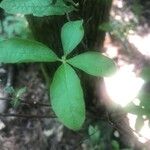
[27,0,112,53]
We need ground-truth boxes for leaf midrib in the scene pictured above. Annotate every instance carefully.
[64,64,76,126]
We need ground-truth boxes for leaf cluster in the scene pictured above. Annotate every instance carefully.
[0,0,75,16]
[0,0,116,130]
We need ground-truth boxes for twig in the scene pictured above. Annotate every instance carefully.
[40,63,50,89]
[66,12,71,21]
[107,112,145,149]
[0,97,50,107]
[21,101,50,107]
[0,113,55,119]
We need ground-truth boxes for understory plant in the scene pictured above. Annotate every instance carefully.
[0,0,116,130]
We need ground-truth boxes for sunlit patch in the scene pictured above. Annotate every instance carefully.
[104,64,144,107]
[0,120,5,130]
[139,120,150,143]
[133,98,140,106]
[115,15,122,21]
[127,113,137,130]
[104,63,150,143]
[104,45,118,58]
[128,33,150,56]
[127,113,150,143]
[113,0,124,8]
[103,34,119,58]
[105,0,150,144]
[0,91,7,113]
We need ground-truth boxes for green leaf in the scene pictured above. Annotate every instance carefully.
[50,63,85,130]
[111,140,120,150]
[11,97,21,108]
[4,86,15,94]
[88,125,101,145]
[138,91,150,111]
[131,0,143,17]
[99,22,113,32]
[11,87,27,108]
[15,87,27,98]
[140,67,150,81]
[0,38,58,63]
[68,52,117,77]
[61,20,84,54]
[125,102,146,115]
[0,0,74,17]
[135,116,144,132]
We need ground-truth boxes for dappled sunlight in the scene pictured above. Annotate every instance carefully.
[113,0,123,8]
[128,33,150,56]
[103,33,119,58]
[127,113,137,130]
[104,64,150,143]
[104,64,144,107]
[104,0,150,144]
[138,120,150,143]
[127,113,150,143]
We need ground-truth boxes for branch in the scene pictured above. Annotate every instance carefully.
[0,113,55,119]
[0,97,50,107]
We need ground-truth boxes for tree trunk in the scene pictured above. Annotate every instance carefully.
[27,0,112,53]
